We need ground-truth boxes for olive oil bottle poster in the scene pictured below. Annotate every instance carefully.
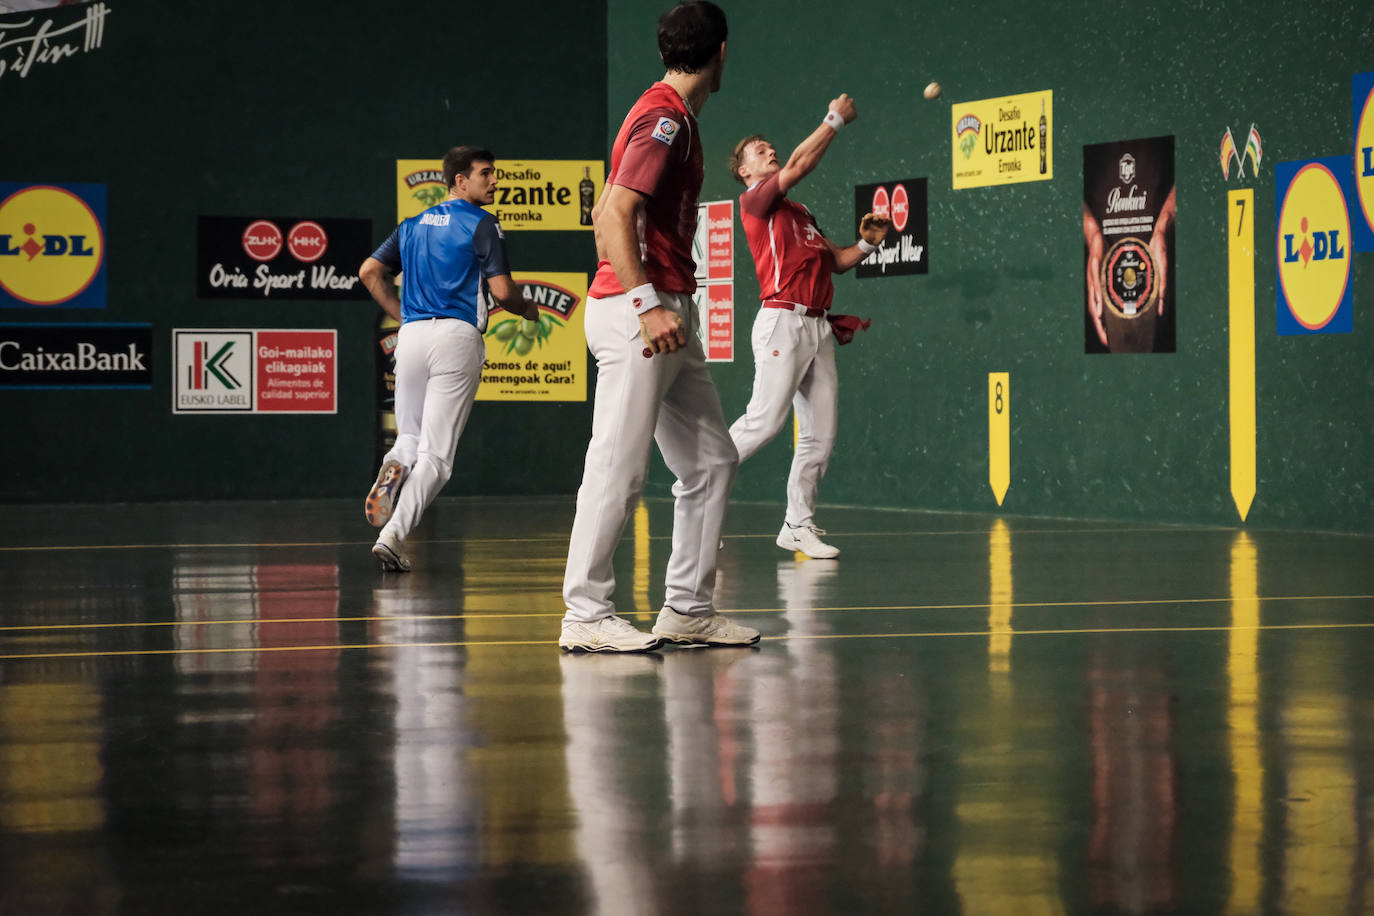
[477,271,587,402]
[1082,136,1177,354]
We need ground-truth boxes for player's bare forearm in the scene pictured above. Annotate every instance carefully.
[359,258,402,322]
[777,123,839,192]
[596,185,650,293]
[488,275,538,320]
[831,242,870,274]
[829,213,889,273]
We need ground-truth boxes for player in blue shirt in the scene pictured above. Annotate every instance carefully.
[359,146,537,571]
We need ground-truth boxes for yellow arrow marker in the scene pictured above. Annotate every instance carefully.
[988,372,1010,505]
[1228,190,1256,520]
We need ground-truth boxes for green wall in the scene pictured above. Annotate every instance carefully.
[6,0,1372,536]
[1,0,604,502]
[612,0,1374,533]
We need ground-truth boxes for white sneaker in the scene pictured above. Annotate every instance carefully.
[365,459,406,527]
[559,615,665,653]
[372,529,412,572]
[776,523,839,559]
[652,606,760,647]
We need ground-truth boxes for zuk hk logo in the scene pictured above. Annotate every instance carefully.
[1277,161,1350,331]
[0,185,104,306]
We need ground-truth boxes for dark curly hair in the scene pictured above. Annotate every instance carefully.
[657,2,727,74]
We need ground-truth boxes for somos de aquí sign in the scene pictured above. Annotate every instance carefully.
[197,216,372,300]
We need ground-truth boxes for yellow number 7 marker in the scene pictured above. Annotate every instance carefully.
[1228,191,1256,521]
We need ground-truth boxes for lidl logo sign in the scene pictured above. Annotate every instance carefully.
[0,183,106,308]
[1353,71,1374,252]
[1275,157,1354,335]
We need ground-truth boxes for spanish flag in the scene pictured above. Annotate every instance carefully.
[1243,124,1263,178]
[1220,127,1240,180]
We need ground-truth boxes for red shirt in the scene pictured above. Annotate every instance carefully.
[739,173,836,309]
[589,82,703,297]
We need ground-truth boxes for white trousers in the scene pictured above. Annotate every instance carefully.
[728,306,838,528]
[380,317,486,544]
[563,291,739,622]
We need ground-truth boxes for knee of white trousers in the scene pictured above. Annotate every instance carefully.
[389,434,419,469]
[415,450,453,488]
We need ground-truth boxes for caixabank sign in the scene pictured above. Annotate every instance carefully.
[196,216,372,300]
[0,322,151,389]
[0,183,106,309]
[1275,157,1355,335]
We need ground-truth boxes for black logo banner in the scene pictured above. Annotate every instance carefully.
[197,216,373,300]
[0,322,151,389]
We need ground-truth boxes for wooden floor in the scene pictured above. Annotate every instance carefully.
[1,496,1372,914]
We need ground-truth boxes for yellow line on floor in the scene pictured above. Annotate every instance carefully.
[2,593,1370,633]
[3,621,1373,661]
[0,525,1312,554]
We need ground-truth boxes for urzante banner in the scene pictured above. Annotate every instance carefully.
[0,321,150,389]
[395,159,604,229]
[0,182,106,309]
[478,271,587,402]
[173,328,337,414]
[952,89,1053,189]
[197,216,371,300]
[1083,135,1177,354]
[854,178,928,278]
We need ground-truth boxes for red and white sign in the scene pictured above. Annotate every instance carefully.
[172,328,337,414]
[891,183,909,232]
[871,186,890,219]
[705,201,732,282]
[242,220,283,261]
[286,221,328,262]
[692,199,734,361]
[255,330,337,412]
[705,283,733,362]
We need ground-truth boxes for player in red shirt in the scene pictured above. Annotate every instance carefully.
[728,95,890,559]
[560,2,758,653]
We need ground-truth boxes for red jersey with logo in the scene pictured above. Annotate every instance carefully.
[589,82,703,298]
[739,173,836,310]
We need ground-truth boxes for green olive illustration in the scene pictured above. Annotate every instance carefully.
[492,321,518,341]
[514,334,535,355]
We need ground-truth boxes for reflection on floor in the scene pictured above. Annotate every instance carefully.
[1,496,1372,914]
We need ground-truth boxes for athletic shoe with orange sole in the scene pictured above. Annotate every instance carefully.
[365,459,406,527]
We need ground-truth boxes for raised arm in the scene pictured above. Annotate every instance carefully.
[777,93,858,193]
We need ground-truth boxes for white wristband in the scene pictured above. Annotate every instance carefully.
[628,282,661,316]
[822,109,845,132]
[857,238,878,254]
